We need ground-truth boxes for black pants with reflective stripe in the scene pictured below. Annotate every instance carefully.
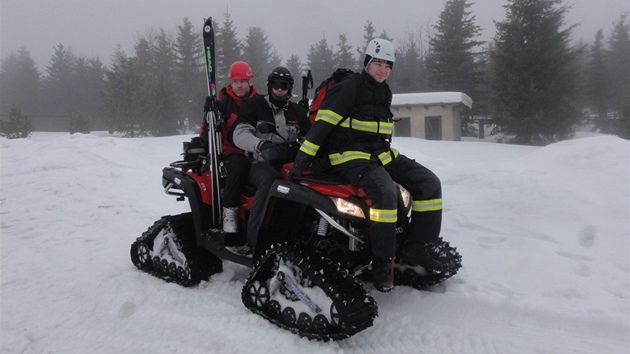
[334,154,442,259]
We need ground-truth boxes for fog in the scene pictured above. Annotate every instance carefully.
[1,0,628,70]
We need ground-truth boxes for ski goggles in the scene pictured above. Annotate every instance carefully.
[270,80,292,90]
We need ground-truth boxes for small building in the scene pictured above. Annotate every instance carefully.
[391,92,473,141]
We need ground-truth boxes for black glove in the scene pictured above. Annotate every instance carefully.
[203,96,214,112]
[289,152,311,180]
[257,141,273,152]
[288,166,303,180]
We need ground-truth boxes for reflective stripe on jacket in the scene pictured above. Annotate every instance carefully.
[298,71,396,167]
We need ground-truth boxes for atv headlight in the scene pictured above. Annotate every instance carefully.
[329,197,366,219]
[399,185,411,209]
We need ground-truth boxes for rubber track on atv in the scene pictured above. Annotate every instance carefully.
[242,243,378,342]
[394,240,463,290]
[130,213,223,287]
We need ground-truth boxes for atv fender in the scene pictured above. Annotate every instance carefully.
[267,180,343,215]
[162,167,213,247]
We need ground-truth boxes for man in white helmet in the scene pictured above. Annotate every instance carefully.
[290,38,460,292]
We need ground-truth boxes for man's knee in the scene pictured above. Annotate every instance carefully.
[362,167,397,207]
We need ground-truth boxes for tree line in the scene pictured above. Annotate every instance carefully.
[1,0,629,143]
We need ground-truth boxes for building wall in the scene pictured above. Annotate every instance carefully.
[392,104,463,141]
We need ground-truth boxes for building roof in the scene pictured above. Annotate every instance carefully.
[392,92,473,109]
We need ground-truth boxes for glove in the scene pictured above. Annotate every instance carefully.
[257,141,273,152]
[203,96,214,112]
[288,166,303,180]
[289,152,312,180]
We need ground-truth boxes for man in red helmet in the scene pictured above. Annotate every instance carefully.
[200,61,259,235]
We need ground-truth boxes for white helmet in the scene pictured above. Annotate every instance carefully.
[364,38,396,67]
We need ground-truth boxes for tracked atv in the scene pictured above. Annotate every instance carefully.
[130,131,462,341]
[131,16,460,340]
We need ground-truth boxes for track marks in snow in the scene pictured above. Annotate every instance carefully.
[578,225,597,248]
[117,302,138,319]
[376,292,629,354]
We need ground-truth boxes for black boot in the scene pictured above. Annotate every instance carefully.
[397,241,445,272]
[372,257,394,292]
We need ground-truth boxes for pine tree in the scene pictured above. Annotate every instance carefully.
[72,56,105,129]
[473,46,492,125]
[44,44,76,117]
[425,0,485,136]
[174,17,205,127]
[0,47,42,117]
[285,55,304,82]
[216,12,243,88]
[607,13,630,121]
[356,21,394,70]
[0,105,34,139]
[153,29,179,135]
[357,20,377,60]
[268,52,282,71]
[334,34,356,70]
[135,28,180,135]
[586,29,610,131]
[242,26,276,89]
[150,73,180,136]
[426,0,483,93]
[103,48,150,137]
[389,28,427,94]
[133,34,154,77]
[306,36,335,84]
[285,54,309,105]
[152,29,177,80]
[490,0,581,145]
[67,114,93,134]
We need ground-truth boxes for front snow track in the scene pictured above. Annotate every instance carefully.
[394,240,463,290]
[130,213,223,287]
[242,242,378,342]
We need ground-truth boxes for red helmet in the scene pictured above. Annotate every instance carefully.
[228,61,254,80]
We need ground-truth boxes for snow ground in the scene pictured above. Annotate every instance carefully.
[1,131,628,353]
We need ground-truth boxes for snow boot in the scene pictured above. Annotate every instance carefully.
[372,257,394,292]
[222,207,238,233]
[397,240,445,272]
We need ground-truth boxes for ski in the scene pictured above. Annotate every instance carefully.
[203,17,218,104]
[202,17,222,227]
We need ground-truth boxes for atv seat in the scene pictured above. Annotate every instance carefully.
[296,172,348,185]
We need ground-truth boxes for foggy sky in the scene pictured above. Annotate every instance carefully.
[1,0,628,72]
